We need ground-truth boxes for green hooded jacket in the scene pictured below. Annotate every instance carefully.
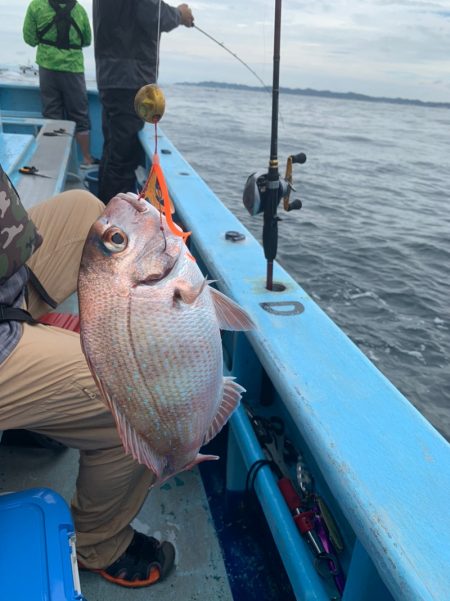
[23,0,91,73]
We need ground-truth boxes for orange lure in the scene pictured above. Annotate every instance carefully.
[135,83,191,247]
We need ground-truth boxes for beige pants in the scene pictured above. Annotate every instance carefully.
[0,190,154,568]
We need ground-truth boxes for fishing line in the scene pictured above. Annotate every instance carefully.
[194,24,271,94]
[155,0,162,83]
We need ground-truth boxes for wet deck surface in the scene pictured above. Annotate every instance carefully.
[0,444,233,601]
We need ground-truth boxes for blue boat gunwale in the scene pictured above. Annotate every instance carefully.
[139,125,450,601]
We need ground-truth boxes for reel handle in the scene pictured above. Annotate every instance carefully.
[291,152,307,165]
[286,199,302,212]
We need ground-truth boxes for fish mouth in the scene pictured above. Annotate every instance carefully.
[139,263,174,286]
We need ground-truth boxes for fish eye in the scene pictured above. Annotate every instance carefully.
[102,227,128,253]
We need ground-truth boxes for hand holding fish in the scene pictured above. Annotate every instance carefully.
[78,193,254,487]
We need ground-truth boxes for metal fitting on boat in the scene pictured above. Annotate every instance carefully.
[225,230,246,242]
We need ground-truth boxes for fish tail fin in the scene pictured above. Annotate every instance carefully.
[154,454,219,488]
[184,454,219,471]
[202,377,245,446]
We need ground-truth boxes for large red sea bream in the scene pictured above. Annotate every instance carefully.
[78,193,254,485]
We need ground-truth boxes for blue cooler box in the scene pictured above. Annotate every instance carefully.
[0,488,86,601]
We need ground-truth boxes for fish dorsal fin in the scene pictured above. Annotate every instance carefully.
[210,287,255,331]
[81,346,165,479]
[203,377,245,446]
[112,404,166,480]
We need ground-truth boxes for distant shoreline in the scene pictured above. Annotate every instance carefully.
[1,66,447,109]
[179,81,450,109]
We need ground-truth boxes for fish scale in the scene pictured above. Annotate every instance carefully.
[78,193,255,486]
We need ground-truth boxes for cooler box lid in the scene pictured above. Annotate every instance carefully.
[0,488,85,601]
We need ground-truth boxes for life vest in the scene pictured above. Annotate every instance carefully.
[37,0,85,51]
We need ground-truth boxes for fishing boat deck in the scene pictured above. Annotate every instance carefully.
[0,444,233,601]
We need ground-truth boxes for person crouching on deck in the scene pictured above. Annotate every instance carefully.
[0,164,175,588]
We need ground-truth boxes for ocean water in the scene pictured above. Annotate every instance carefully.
[159,84,450,440]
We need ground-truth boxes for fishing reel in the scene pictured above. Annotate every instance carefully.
[243,152,307,216]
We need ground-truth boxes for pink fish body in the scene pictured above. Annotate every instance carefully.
[78,193,254,485]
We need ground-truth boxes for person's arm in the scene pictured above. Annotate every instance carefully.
[22,1,38,47]
[79,5,92,48]
[139,0,193,33]
[159,2,194,32]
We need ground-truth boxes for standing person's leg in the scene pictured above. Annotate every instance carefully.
[98,88,144,204]
[61,72,95,167]
[76,131,93,166]
[98,96,111,203]
[0,189,174,583]
[38,66,64,120]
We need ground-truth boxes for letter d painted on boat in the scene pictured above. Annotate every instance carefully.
[260,301,304,316]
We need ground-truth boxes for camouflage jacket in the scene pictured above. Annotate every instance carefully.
[0,164,43,364]
[0,164,42,285]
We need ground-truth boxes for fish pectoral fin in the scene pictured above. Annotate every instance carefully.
[173,278,207,305]
[210,287,256,331]
[203,377,246,446]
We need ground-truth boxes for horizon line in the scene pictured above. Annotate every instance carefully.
[177,81,450,109]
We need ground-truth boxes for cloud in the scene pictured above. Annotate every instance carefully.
[1,0,449,102]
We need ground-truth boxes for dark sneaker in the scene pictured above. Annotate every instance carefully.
[80,531,175,588]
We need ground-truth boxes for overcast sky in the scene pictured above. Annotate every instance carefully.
[1,0,449,102]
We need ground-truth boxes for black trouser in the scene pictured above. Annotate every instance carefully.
[39,66,90,133]
[98,88,145,204]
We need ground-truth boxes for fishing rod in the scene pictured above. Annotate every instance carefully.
[135,4,306,289]
[265,0,283,290]
[194,24,270,93]
[242,0,307,290]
